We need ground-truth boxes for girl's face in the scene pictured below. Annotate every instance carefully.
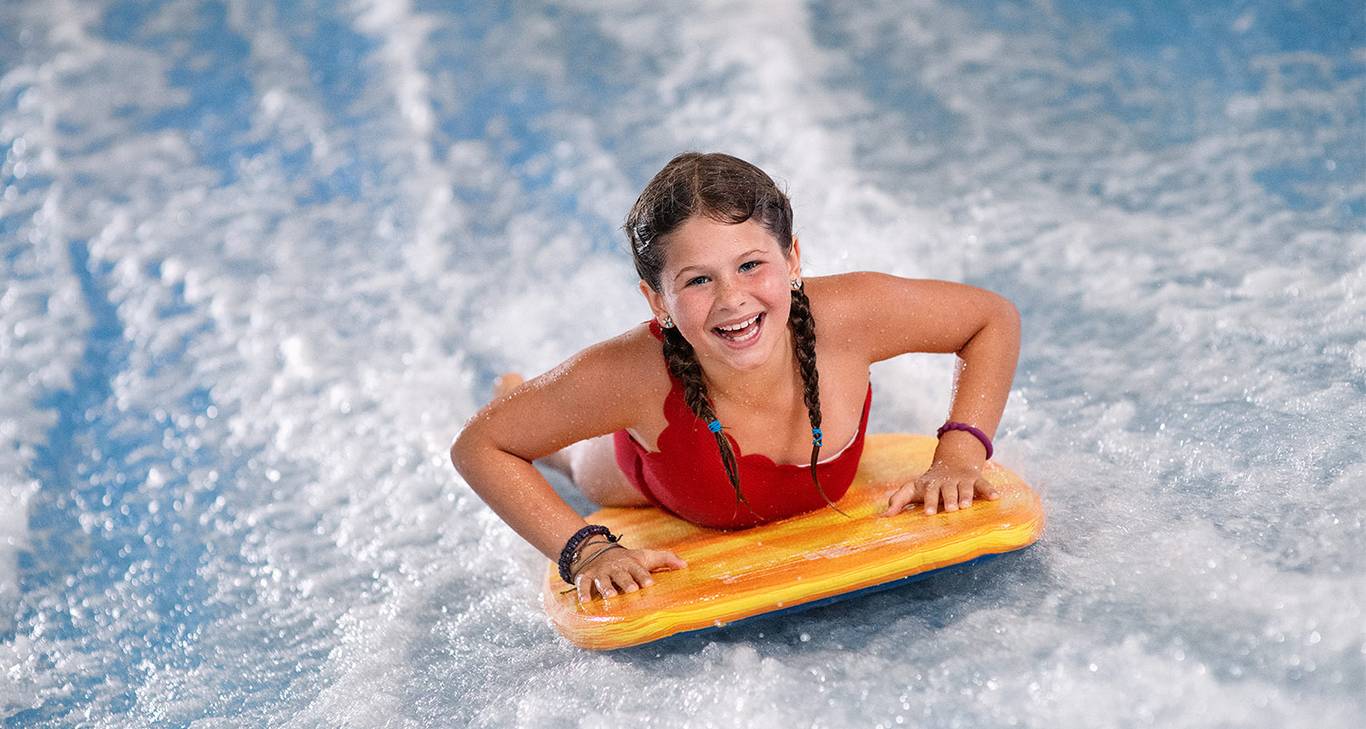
[640,215,801,374]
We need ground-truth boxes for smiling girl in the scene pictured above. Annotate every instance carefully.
[450,152,1021,604]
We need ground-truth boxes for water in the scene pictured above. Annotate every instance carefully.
[1,1,1363,726]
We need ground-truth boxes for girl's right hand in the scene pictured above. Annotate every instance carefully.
[573,545,687,603]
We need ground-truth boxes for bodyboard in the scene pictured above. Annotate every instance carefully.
[543,433,1044,650]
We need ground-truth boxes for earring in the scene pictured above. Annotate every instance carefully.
[790,277,803,291]
[661,315,674,329]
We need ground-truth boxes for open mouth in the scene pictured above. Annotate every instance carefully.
[712,313,764,345]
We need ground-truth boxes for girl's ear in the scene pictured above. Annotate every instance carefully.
[639,279,669,323]
[788,235,802,280]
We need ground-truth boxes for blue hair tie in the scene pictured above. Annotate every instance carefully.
[708,419,723,433]
[812,427,823,447]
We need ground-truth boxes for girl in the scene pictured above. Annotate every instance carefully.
[451,152,1021,604]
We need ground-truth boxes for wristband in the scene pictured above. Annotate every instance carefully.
[936,421,994,460]
[557,525,622,584]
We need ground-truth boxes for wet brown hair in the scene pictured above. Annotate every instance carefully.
[623,152,849,523]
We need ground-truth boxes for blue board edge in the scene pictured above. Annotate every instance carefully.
[629,544,1034,650]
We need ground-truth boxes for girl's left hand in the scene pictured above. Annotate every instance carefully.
[882,461,1000,516]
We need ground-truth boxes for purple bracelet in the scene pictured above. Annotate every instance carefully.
[936,421,994,460]
[557,525,620,585]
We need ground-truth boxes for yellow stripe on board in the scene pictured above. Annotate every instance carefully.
[543,433,1045,650]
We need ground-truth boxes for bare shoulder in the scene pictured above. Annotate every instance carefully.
[457,322,669,461]
[802,273,871,335]
[535,321,670,416]
[612,321,674,400]
[800,272,881,351]
[803,272,1018,364]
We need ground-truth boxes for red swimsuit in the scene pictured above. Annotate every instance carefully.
[612,319,873,529]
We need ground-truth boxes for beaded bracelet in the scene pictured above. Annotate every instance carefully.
[558,525,621,584]
[936,421,994,460]
[562,529,611,587]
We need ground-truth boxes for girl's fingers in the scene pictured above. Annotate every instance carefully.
[883,489,904,516]
[889,475,996,520]
[645,549,687,571]
[605,568,635,593]
[883,483,920,516]
[577,574,608,602]
[581,576,614,600]
[624,562,654,589]
[576,551,685,603]
[957,480,974,509]
[939,482,959,512]
[578,575,606,602]
[889,476,999,516]
[595,576,616,598]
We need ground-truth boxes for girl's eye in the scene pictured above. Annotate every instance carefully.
[740,260,762,272]
[687,276,709,286]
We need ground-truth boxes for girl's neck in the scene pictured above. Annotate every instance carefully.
[699,325,800,409]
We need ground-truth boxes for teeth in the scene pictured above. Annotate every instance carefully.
[718,315,759,332]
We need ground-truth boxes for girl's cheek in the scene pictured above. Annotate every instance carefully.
[673,294,704,323]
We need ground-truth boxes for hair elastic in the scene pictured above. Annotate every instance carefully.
[707,419,723,433]
[811,426,823,447]
[936,421,993,460]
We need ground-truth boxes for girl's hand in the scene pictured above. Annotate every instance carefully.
[882,461,1000,517]
[572,543,687,603]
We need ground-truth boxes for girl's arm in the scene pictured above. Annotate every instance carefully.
[835,272,1022,514]
[449,331,648,566]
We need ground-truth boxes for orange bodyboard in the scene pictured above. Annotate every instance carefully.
[543,433,1044,650]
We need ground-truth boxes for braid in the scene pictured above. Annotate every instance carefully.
[625,153,852,524]
[788,286,852,519]
[660,326,762,522]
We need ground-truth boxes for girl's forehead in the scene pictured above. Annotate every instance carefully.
[666,218,782,264]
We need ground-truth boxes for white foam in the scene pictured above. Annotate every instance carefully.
[0,122,90,647]
[2,0,1362,725]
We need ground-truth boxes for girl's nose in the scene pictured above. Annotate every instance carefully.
[715,278,748,308]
